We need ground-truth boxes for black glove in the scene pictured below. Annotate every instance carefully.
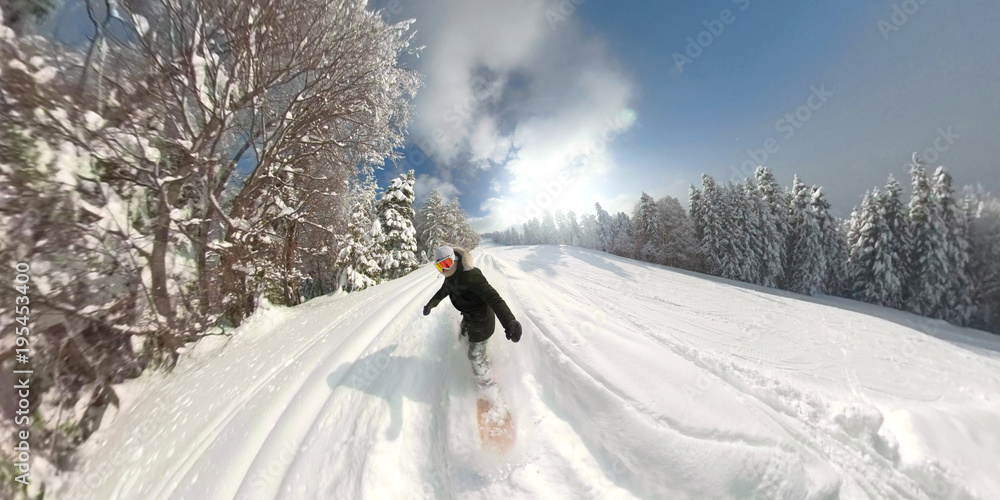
[505,320,522,343]
[423,305,432,316]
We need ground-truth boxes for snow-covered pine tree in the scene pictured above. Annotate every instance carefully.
[336,181,382,292]
[698,175,730,278]
[566,210,582,246]
[437,198,481,250]
[878,176,909,308]
[508,227,523,245]
[555,211,569,245]
[825,218,851,298]
[594,203,614,253]
[784,176,825,295]
[610,211,635,257]
[710,183,750,281]
[377,171,419,280]
[461,223,483,249]
[688,185,706,271]
[811,187,846,295]
[415,188,448,259]
[823,222,850,298]
[755,166,789,287]
[847,189,889,304]
[658,196,698,269]
[746,180,783,288]
[934,167,974,324]
[541,210,559,245]
[966,192,1000,332]
[523,217,541,245]
[906,160,949,317]
[632,192,661,262]
[735,182,762,284]
[689,185,704,241]
[579,213,599,249]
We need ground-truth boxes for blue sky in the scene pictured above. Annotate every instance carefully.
[372,0,1000,232]
[46,0,1000,231]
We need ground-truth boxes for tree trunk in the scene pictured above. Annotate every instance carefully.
[150,187,175,327]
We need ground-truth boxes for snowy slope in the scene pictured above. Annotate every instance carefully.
[55,244,1000,499]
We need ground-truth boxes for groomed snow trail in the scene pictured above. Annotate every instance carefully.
[58,245,1000,499]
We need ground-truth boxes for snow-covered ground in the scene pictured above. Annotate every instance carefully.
[55,244,1000,499]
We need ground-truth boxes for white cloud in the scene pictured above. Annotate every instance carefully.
[413,174,460,203]
[400,0,637,232]
[467,197,520,233]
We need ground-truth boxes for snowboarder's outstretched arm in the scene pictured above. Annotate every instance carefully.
[467,271,522,342]
[423,283,448,315]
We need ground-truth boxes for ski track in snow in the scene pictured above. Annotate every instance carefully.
[57,244,1000,500]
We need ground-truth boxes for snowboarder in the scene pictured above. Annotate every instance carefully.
[422,245,522,388]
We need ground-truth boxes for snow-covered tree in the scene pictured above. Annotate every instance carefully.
[784,176,825,295]
[414,189,448,259]
[756,166,789,286]
[658,196,698,269]
[336,182,382,292]
[688,185,706,271]
[554,210,569,245]
[906,160,949,317]
[540,210,559,245]
[934,167,974,324]
[967,191,1000,332]
[377,171,419,280]
[847,190,895,305]
[579,213,599,249]
[696,175,747,281]
[728,182,757,284]
[876,176,909,307]
[745,180,783,288]
[631,192,660,262]
[522,217,541,245]
[610,211,635,257]
[697,175,728,277]
[0,0,420,480]
[812,187,847,295]
[565,210,582,246]
[445,199,481,249]
[594,203,614,253]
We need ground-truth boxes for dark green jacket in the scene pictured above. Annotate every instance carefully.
[426,254,516,342]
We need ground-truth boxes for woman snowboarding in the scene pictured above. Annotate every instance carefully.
[422,245,522,388]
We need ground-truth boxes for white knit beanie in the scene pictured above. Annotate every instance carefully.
[433,245,455,263]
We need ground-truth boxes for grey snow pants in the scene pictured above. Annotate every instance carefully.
[467,340,495,387]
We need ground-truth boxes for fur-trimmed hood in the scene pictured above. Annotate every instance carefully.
[453,247,475,271]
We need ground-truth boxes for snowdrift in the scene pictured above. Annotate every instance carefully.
[55,245,1000,499]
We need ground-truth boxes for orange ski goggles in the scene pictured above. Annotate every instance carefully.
[435,257,455,273]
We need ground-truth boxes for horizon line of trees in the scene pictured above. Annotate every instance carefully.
[487,162,1000,335]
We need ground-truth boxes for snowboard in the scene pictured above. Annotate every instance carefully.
[476,392,514,451]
